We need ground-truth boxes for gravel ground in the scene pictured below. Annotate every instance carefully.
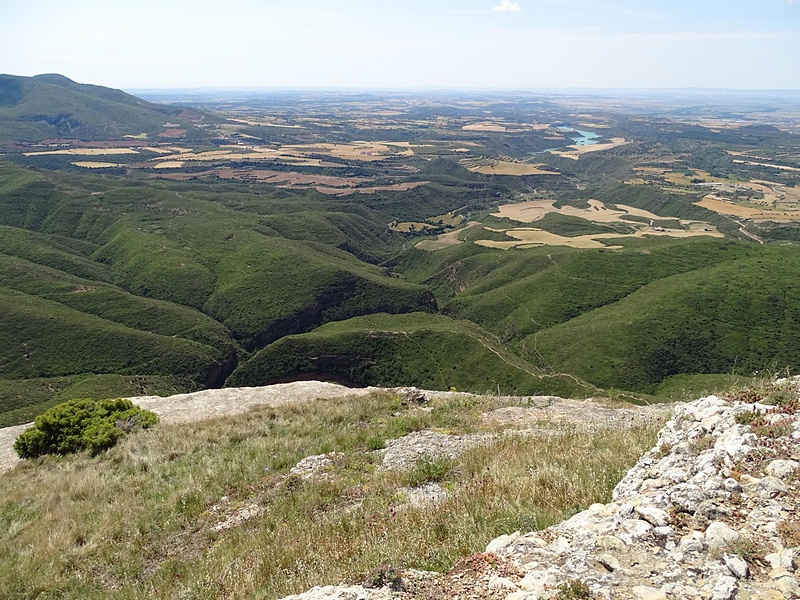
[0,423,32,475]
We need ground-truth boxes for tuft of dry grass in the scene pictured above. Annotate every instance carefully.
[0,391,662,599]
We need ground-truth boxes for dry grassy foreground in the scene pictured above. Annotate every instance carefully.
[0,390,664,599]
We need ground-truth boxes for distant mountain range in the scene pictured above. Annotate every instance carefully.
[0,73,207,142]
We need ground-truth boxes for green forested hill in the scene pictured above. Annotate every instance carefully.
[0,73,206,141]
[397,237,755,340]
[227,312,593,398]
[0,163,438,421]
[528,247,800,393]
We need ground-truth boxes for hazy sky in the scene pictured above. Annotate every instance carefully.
[2,0,799,91]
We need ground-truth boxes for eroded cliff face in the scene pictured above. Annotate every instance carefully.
[284,382,800,600]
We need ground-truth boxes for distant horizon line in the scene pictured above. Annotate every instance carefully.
[4,73,798,95]
[126,85,800,94]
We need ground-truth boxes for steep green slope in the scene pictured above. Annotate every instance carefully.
[398,237,754,341]
[203,241,435,349]
[228,312,593,398]
[0,163,435,347]
[0,224,108,280]
[0,163,439,421]
[0,289,227,382]
[261,210,406,264]
[530,247,800,392]
[0,73,206,141]
[0,253,233,353]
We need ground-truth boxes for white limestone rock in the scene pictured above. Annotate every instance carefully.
[766,459,799,480]
[705,521,740,550]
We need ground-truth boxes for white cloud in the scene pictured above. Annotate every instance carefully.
[494,0,522,12]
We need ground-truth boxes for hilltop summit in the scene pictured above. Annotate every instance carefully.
[284,382,800,599]
[0,73,206,142]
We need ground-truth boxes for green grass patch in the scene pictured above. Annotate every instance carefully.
[0,390,661,599]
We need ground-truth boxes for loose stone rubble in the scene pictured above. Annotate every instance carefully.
[379,429,489,472]
[282,386,800,599]
[290,452,344,480]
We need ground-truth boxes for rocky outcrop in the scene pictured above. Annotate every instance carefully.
[282,384,800,599]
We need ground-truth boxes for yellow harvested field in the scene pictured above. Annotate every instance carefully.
[229,118,304,129]
[727,151,772,161]
[72,161,125,168]
[550,138,628,160]
[743,182,780,207]
[634,168,730,188]
[462,123,508,132]
[732,160,800,172]
[390,222,435,233]
[416,222,481,251]
[633,167,669,174]
[469,161,558,176]
[153,150,234,161]
[477,230,613,249]
[695,194,800,220]
[695,196,766,217]
[284,142,397,162]
[662,172,694,186]
[24,148,139,156]
[474,225,721,251]
[141,147,175,154]
[277,156,342,167]
[494,199,665,224]
[479,198,723,249]
[430,212,464,227]
[461,122,549,133]
[145,147,343,168]
[153,167,426,193]
[214,168,368,187]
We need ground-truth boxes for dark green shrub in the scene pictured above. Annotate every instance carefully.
[14,398,158,458]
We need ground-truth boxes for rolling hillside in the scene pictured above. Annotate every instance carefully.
[0,73,207,142]
[227,312,594,398]
[0,162,437,421]
[1,79,800,423]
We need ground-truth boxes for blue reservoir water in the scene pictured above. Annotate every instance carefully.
[557,127,601,146]
[533,127,601,155]
[569,129,601,146]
